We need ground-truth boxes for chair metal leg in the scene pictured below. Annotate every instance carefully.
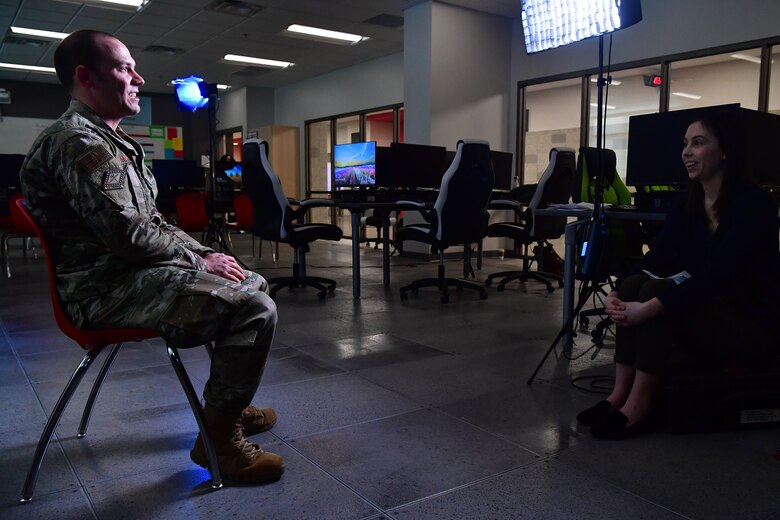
[1,232,9,278]
[21,348,101,503]
[78,343,123,437]
[167,346,222,489]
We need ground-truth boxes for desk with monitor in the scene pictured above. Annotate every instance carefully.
[330,141,515,298]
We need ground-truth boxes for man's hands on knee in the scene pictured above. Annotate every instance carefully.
[204,253,246,283]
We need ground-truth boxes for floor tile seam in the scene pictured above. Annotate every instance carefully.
[384,457,554,515]
[259,370,350,389]
[424,405,546,458]
[548,456,695,519]
[266,436,390,518]
[29,429,101,519]
[272,404,428,443]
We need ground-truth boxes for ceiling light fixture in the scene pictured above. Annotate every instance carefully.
[730,53,762,64]
[284,24,364,45]
[671,92,702,100]
[590,103,616,110]
[10,26,69,40]
[216,84,231,90]
[0,62,56,74]
[223,54,293,69]
[52,0,147,12]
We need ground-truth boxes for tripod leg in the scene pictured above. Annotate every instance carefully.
[527,281,597,385]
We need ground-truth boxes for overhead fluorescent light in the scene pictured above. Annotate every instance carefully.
[10,26,69,41]
[671,92,702,100]
[0,62,56,74]
[590,77,622,86]
[52,0,147,12]
[284,24,364,45]
[216,84,231,90]
[590,103,616,110]
[730,53,761,64]
[223,54,293,69]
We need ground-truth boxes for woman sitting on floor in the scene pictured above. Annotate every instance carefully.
[577,110,780,439]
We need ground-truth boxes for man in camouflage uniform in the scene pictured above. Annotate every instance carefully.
[20,29,283,484]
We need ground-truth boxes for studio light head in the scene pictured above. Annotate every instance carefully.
[172,75,216,112]
[521,0,642,54]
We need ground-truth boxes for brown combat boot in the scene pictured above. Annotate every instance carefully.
[241,405,277,435]
[190,404,284,484]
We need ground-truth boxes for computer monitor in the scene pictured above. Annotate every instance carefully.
[333,142,377,188]
[490,151,514,191]
[627,104,780,188]
[388,142,447,189]
[215,161,241,186]
[626,104,739,188]
[151,159,204,191]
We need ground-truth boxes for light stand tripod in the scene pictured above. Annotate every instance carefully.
[200,84,248,269]
[528,34,612,385]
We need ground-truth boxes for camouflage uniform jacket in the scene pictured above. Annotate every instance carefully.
[20,99,214,303]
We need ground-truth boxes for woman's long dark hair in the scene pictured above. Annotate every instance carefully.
[685,110,752,220]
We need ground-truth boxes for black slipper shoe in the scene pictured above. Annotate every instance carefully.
[590,411,655,440]
[576,400,612,427]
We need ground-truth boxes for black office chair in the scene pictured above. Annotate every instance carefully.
[242,139,343,299]
[485,147,576,292]
[397,139,494,304]
[574,147,645,341]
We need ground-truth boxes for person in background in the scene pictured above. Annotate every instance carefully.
[20,29,284,483]
[576,110,780,439]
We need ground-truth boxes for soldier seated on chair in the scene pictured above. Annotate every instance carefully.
[19,29,283,484]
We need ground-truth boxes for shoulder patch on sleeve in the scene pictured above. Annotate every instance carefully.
[101,167,127,190]
[77,145,113,173]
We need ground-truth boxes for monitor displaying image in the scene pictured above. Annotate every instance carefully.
[224,163,242,184]
[334,142,377,187]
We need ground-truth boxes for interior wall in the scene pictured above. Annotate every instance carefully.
[403,1,433,145]
[429,2,511,152]
[216,87,247,134]
[273,52,404,181]
[245,86,275,131]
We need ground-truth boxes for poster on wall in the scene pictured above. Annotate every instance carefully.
[122,124,184,165]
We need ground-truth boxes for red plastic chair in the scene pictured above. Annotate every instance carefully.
[226,193,277,261]
[2,193,38,277]
[14,198,222,503]
[175,191,210,242]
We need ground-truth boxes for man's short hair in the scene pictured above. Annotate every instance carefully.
[54,29,114,90]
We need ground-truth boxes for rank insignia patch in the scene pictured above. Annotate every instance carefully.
[77,146,113,172]
[102,168,126,190]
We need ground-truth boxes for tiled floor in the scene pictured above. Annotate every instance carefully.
[1,233,779,520]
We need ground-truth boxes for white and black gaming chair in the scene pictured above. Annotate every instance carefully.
[242,139,343,299]
[396,139,495,304]
[484,147,576,292]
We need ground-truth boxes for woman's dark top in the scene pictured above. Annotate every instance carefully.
[624,181,780,346]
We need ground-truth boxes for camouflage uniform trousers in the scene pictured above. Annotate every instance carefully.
[69,268,277,411]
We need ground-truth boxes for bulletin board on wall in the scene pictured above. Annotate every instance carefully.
[122,124,184,165]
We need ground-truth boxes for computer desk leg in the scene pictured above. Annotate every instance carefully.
[382,219,390,286]
[562,219,583,350]
[351,210,361,299]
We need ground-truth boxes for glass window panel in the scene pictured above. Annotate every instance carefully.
[669,50,761,112]
[306,120,331,224]
[365,109,394,146]
[588,66,662,178]
[769,45,780,116]
[524,78,581,183]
